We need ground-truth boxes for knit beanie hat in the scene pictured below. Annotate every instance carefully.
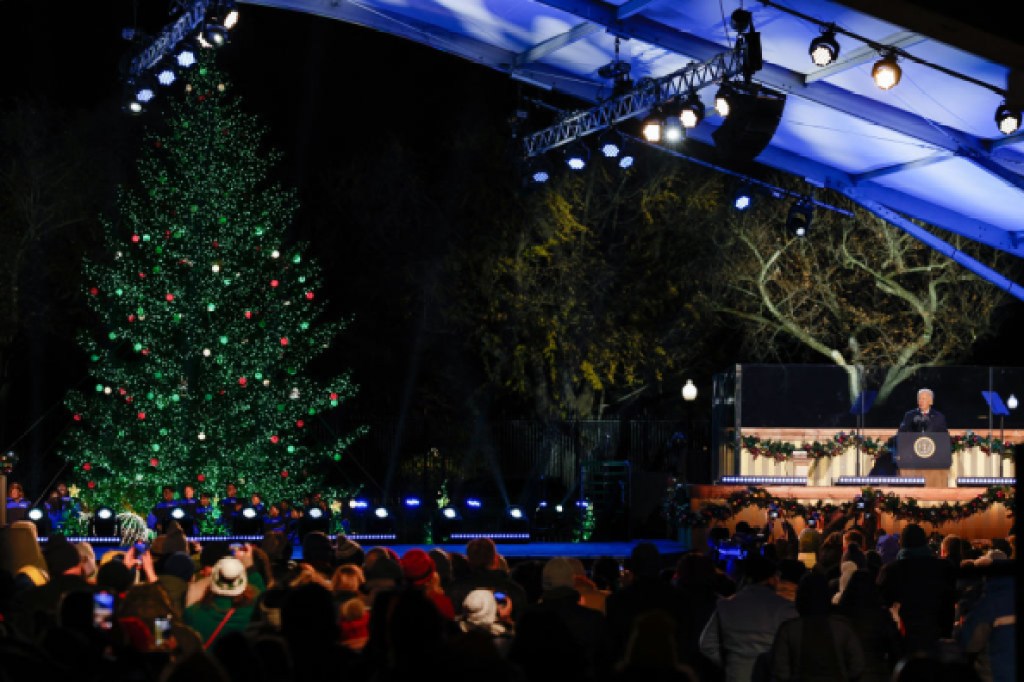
[97,559,135,594]
[210,556,247,596]
[363,556,403,583]
[400,548,435,586]
[161,551,196,582]
[335,535,365,566]
[45,534,82,576]
[542,557,576,591]
[461,589,498,629]
[301,531,334,568]
[876,533,900,564]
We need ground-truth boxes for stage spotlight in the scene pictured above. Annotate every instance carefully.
[714,83,736,118]
[154,59,178,87]
[169,506,196,536]
[733,184,754,211]
[435,506,463,542]
[995,102,1021,135]
[809,28,840,67]
[233,505,264,535]
[27,507,52,536]
[679,91,705,129]
[500,506,531,540]
[564,143,589,171]
[369,506,395,536]
[398,496,429,543]
[91,507,119,537]
[200,23,230,49]
[525,156,553,185]
[174,40,200,69]
[786,198,814,237]
[213,1,240,31]
[123,77,157,114]
[872,51,901,90]
[641,107,664,143]
[661,98,685,143]
[299,505,330,538]
[597,130,635,171]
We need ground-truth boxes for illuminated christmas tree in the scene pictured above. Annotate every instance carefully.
[59,54,362,523]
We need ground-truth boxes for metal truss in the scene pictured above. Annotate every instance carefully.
[522,41,747,158]
[127,0,211,78]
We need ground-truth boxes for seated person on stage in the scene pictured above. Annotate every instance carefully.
[264,502,287,533]
[46,482,72,530]
[175,483,200,534]
[219,482,239,528]
[898,387,948,433]
[150,485,178,531]
[6,481,31,523]
[195,490,213,529]
[868,449,901,477]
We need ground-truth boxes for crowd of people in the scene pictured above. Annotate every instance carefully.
[0,508,1016,682]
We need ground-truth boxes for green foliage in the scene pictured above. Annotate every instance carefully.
[445,156,721,420]
[58,54,364,515]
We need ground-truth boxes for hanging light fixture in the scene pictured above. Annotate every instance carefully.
[808,27,840,67]
[995,102,1021,135]
[732,183,754,211]
[661,98,685,143]
[714,83,736,117]
[563,142,590,170]
[679,91,705,129]
[641,106,664,143]
[872,50,901,90]
[786,198,814,237]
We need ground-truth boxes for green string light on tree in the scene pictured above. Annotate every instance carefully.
[58,53,366,519]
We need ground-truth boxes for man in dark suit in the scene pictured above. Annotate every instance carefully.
[898,387,948,433]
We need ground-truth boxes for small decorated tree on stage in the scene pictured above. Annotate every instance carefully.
[58,54,363,525]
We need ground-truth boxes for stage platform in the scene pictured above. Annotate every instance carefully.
[76,538,689,564]
[688,484,1015,541]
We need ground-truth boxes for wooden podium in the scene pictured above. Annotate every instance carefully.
[897,432,952,488]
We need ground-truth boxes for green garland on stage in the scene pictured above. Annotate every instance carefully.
[742,430,1016,462]
[664,483,1015,529]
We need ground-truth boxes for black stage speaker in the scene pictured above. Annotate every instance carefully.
[712,86,786,165]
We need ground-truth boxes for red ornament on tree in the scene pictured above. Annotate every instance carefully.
[89,287,99,296]
[238,377,247,386]
[304,291,314,300]
[166,293,175,302]
[87,481,96,489]
[270,279,279,288]
[137,412,146,420]
[132,235,141,243]
[270,435,280,444]
[73,414,82,421]
[197,473,206,482]
[280,337,288,346]
[296,420,305,428]
[83,463,92,471]
[280,470,288,478]
[150,458,159,467]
